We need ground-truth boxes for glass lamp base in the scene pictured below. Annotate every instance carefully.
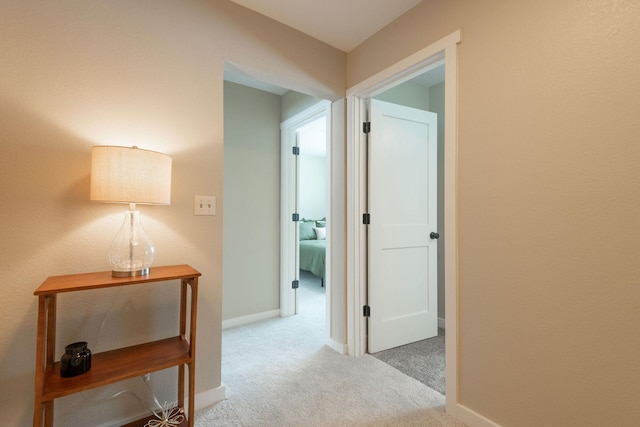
[107,210,155,277]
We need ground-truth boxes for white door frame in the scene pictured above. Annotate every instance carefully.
[280,100,332,323]
[346,30,462,414]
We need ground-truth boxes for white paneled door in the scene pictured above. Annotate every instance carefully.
[368,99,438,353]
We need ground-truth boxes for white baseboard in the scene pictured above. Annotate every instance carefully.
[195,384,227,410]
[438,317,446,329]
[222,309,281,330]
[326,337,348,354]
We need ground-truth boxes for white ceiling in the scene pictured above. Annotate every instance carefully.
[228,0,424,52]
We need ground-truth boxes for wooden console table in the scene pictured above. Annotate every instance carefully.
[33,264,200,427]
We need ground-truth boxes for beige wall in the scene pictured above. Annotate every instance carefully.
[0,1,345,425]
[223,81,281,320]
[350,0,640,425]
[5,0,638,425]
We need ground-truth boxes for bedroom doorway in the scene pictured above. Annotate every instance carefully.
[346,30,460,410]
[222,61,338,339]
[280,101,331,324]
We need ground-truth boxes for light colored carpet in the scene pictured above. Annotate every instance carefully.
[196,271,465,426]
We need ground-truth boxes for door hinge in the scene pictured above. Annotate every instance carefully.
[292,280,299,289]
[292,146,300,155]
[363,305,371,317]
[363,121,371,134]
[362,213,370,225]
[292,213,300,222]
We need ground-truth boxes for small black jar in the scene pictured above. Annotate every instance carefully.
[60,341,92,377]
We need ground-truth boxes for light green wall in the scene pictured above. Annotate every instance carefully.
[281,90,323,122]
[223,81,281,320]
[373,80,430,110]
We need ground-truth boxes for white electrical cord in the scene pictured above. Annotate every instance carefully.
[78,287,177,420]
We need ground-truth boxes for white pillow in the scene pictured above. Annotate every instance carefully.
[313,227,326,240]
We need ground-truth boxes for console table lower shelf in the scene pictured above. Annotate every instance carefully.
[33,265,200,427]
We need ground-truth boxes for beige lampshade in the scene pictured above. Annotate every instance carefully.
[90,146,172,205]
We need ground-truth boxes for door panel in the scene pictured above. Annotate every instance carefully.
[368,99,438,353]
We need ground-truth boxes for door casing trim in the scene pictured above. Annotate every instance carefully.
[345,29,462,416]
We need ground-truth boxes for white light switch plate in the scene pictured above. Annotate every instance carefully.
[194,195,215,216]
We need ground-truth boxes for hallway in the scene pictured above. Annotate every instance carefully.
[195,273,461,426]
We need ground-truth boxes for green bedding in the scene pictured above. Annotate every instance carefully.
[299,239,326,279]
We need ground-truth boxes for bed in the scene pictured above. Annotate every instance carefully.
[299,219,326,285]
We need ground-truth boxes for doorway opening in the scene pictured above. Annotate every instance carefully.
[346,30,461,413]
[280,101,331,325]
[366,90,443,393]
[222,63,333,345]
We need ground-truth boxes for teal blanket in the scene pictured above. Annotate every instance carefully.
[299,240,326,279]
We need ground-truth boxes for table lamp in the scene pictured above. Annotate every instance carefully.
[90,146,172,277]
